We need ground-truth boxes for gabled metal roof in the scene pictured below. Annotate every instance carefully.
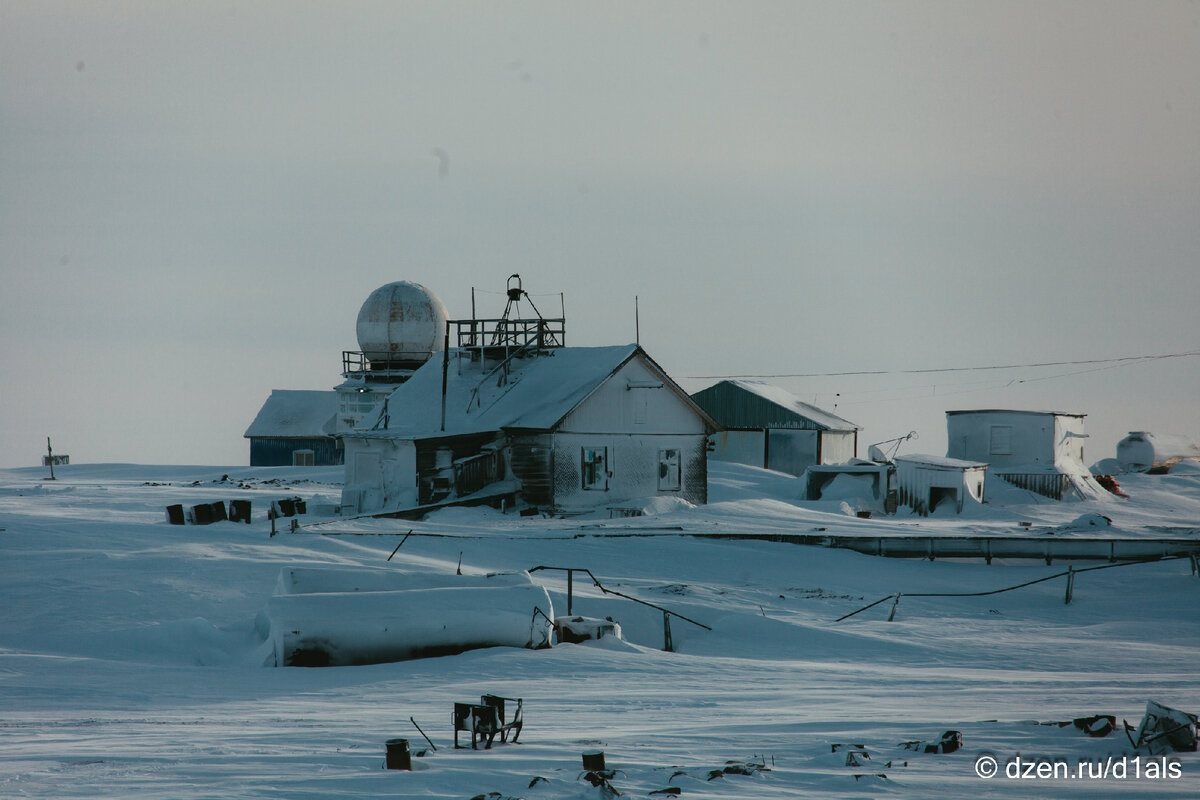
[244,390,338,439]
[346,344,717,439]
[691,379,859,432]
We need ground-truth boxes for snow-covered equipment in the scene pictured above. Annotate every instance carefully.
[1127,700,1199,755]
[555,615,623,644]
[265,582,553,667]
[274,565,534,595]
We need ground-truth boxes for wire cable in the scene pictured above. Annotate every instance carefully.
[684,349,1200,381]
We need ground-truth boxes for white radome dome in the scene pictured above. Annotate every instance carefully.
[355,281,448,366]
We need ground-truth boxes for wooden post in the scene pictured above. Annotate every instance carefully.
[46,437,56,481]
[1064,565,1075,605]
[663,610,673,652]
[567,569,574,615]
[440,321,450,431]
[888,593,902,622]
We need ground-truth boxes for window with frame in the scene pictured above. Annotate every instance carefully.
[581,446,609,490]
[658,448,681,491]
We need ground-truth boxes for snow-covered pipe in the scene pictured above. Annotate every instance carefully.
[266,583,553,667]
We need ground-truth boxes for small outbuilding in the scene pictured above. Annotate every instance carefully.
[894,455,988,515]
[945,409,1101,500]
[691,380,859,477]
[244,390,341,466]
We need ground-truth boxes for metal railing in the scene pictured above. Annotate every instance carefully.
[453,317,565,351]
[342,350,433,376]
[528,565,711,652]
[836,553,1199,623]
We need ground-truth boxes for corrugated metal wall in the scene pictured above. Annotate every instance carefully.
[249,438,343,467]
[896,463,986,515]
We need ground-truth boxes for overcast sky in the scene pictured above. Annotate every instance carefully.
[2,1,1198,470]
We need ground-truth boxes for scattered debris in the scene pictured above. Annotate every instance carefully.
[576,749,626,793]
[1127,700,1199,755]
[900,730,962,754]
[842,747,871,767]
[1037,714,1117,737]
[705,757,771,780]
[832,742,906,781]
[580,769,622,796]
[1078,714,1117,737]
[1052,513,1113,533]
[1094,474,1129,497]
[792,588,865,601]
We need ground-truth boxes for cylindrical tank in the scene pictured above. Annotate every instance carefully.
[355,281,448,368]
[1117,432,1158,472]
[1116,431,1200,473]
[267,583,555,666]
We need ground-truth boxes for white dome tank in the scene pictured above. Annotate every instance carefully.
[355,281,448,368]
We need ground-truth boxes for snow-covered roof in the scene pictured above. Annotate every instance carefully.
[702,379,859,431]
[244,390,338,439]
[946,409,1085,419]
[349,344,700,438]
[895,454,988,470]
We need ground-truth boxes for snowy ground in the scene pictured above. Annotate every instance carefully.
[1,461,1198,798]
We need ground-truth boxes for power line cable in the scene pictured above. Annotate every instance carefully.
[684,349,1200,381]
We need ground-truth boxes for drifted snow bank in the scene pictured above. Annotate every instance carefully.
[264,569,553,667]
